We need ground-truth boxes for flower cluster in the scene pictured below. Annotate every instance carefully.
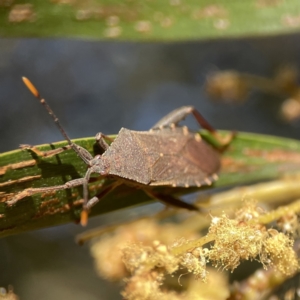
[89,201,299,299]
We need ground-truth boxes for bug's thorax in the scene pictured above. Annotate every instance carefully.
[100,128,151,184]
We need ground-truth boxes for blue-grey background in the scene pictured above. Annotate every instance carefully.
[1,35,300,299]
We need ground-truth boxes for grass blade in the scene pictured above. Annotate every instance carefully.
[1,131,300,236]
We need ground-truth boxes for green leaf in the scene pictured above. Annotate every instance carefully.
[1,1,300,41]
[1,131,300,237]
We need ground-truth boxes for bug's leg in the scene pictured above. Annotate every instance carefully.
[7,178,86,206]
[145,190,200,212]
[80,181,121,226]
[20,144,72,158]
[151,106,234,148]
[152,106,202,129]
[190,108,235,148]
[20,143,94,165]
[95,133,114,151]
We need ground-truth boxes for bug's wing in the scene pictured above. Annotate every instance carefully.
[149,137,220,188]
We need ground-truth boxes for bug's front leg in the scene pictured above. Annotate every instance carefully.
[7,177,86,206]
[20,143,94,164]
[80,181,121,226]
[20,144,72,158]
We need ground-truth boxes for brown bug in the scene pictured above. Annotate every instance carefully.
[8,77,232,225]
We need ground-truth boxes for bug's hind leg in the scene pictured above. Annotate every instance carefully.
[145,190,200,212]
[152,106,217,132]
[151,106,197,130]
[151,106,234,148]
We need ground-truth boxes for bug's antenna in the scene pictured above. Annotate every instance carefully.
[22,77,74,147]
[22,77,96,226]
[81,210,88,227]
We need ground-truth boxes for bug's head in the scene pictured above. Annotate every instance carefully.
[90,155,110,175]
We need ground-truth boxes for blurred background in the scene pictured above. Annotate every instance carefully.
[1,34,300,299]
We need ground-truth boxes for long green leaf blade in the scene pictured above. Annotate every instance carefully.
[1,1,300,41]
[1,131,300,236]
